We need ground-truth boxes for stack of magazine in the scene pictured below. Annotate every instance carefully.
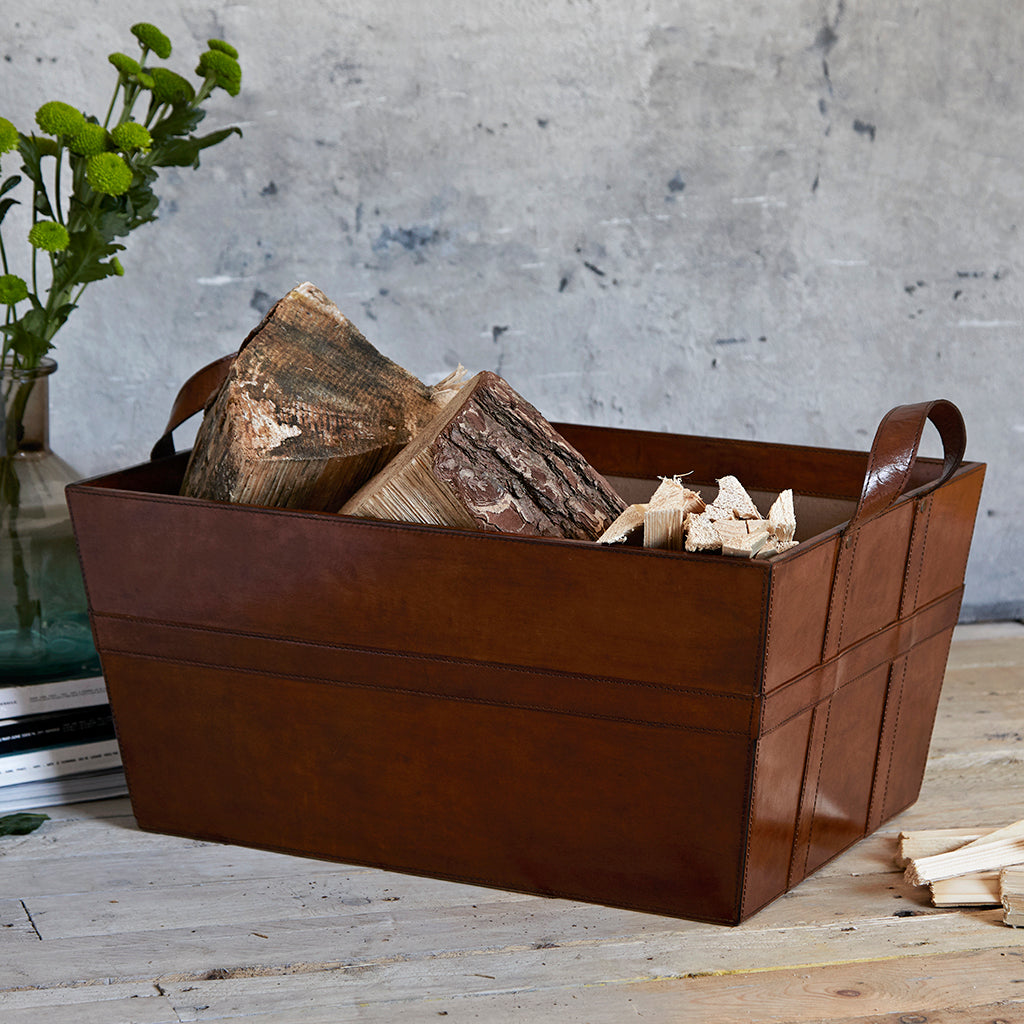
[0,674,126,813]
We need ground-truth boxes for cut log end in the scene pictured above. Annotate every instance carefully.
[341,370,625,540]
[180,282,455,511]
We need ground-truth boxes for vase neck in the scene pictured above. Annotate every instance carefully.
[3,358,56,456]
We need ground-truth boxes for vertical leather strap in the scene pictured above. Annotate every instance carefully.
[866,655,909,833]
[822,400,966,661]
[821,527,859,661]
[789,701,831,888]
[899,494,934,618]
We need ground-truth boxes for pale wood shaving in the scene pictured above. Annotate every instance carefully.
[598,504,647,544]
[684,511,721,552]
[768,488,796,543]
[709,475,761,520]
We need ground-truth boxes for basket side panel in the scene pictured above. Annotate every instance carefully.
[910,466,987,613]
[741,711,813,916]
[68,486,769,696]
[826,502,915,654]
[103,648,754,924]
[763,538,838,692]
[801,663,891,876]
[872,627,955,821]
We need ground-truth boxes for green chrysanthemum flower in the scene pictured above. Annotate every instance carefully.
[110,257,125,277]
[108,52,141,76]
[35,101,86,137]
[149,67,196,105]
[137,71,155,90]
[207,38,239,59]
[68,122,109,156]
[196,49,242,96]
[28,221,70,253]
[0,118,18,154]
[86,152,133,196]
[131,22,172,60]
[111,122,152,153]
[0,273,29,304]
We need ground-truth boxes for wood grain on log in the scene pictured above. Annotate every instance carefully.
[181,282,461,511]
[341,370,626,540]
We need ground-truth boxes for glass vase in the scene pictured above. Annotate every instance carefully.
[1,357,101,683]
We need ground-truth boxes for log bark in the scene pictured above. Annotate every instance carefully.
[340,370,626,540]
[180,282,461,511]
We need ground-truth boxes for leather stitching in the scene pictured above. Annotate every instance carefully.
[761,613,956,736]
[911,501,932,613]
[101,647,753,736]
[879,654,910,821]
[801,698,833,879]
[92,610,755,703]
[824,527,857,659]
[866,659,902,831]
[738,565,774,916]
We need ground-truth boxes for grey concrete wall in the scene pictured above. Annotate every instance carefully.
[4,1,1020,619]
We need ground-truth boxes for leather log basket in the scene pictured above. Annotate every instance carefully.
[67,362,985,925]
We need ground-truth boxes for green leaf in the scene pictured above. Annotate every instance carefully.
[0,173,21,198]
[149,126,241,169]
[149,105,207,143]
[75,256,124,285]
[33,192,55,218]
[0,196,19,226]
[0,812,49,836]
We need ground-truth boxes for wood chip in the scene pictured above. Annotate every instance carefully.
[768,488,796,543]
[684,511,721,552]
[708,475,762,520]
[598,504,647,544]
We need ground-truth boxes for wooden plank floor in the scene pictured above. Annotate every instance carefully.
[2,622,1023,1023]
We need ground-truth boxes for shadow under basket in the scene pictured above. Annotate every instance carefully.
[67,388,984,925]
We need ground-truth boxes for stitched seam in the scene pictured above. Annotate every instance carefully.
[789,707,822,888]
[76,488,778,568]
[880,656,910,819]
[102,647,753,737]
[833,530,858,654]
[911,503,932,612]
[865,661,900,831]
[739,565,774,916]
[760,601,959,737]
[92,611,756,704]
[823,530,856,658]
[802,698,833,878]
[900,501,928,618]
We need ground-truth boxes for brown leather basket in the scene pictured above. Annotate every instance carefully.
[67,363,984,924]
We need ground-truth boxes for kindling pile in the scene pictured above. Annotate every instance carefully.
[897,818,1024,925]
[181,283,799,555]
[597,474,796,557]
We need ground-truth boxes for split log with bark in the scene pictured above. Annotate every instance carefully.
[340,370,626,541]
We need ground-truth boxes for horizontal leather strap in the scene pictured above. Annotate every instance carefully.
[761,586,962,734]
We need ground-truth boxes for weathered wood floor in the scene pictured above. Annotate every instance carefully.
[2,622,1022,1023]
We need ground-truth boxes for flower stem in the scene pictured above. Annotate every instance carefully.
[102,81,121,130]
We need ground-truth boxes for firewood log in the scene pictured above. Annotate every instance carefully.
[181,282,462,511]
[340,370,626,540]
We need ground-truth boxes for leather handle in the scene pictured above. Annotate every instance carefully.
[849,399,966,529]
[150,353,236,461]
